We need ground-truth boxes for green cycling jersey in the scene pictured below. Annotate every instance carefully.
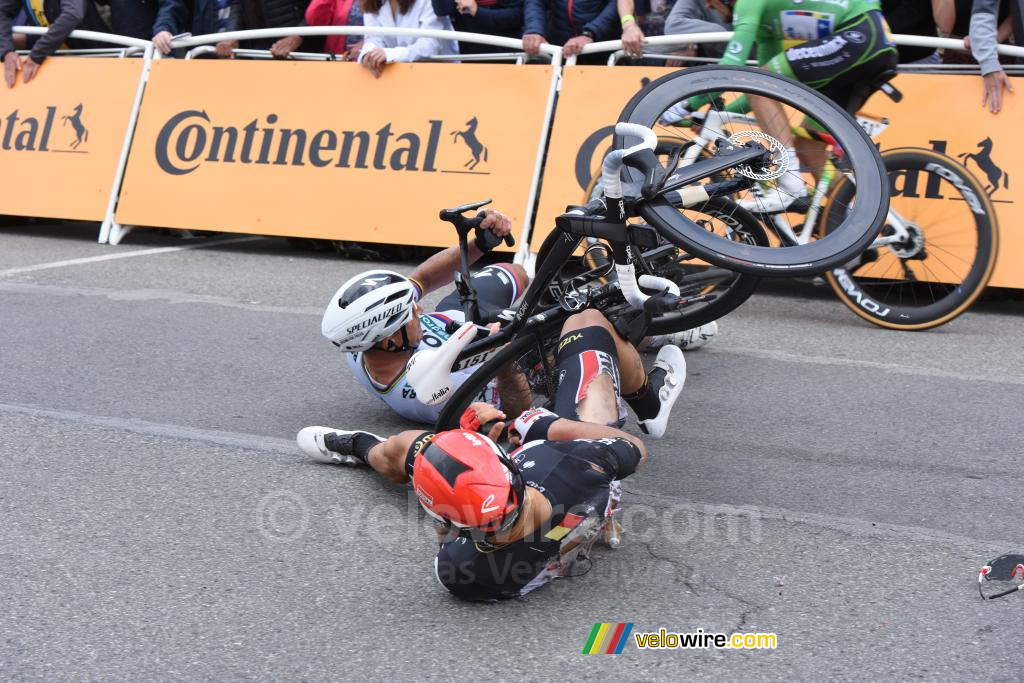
[723,0,883,68]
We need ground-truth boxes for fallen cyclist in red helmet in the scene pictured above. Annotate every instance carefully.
[297,308,684,600]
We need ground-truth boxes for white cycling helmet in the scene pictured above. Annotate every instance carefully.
[322,270,418,352]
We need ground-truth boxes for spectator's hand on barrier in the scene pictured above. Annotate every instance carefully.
[3,51,20,88]
[19,56,40,85]
[981,70,1014,114]
[344,40,363,62]
[215,40,239,58]
[522,33,546,55]
[153,31,174,55]
[621,22,645,58]
[271,35,303,59]
[456,0,478,15]
[665,46,696,68]
[479,209,512,239]
[563,35,593,57]
[362,47,387,77]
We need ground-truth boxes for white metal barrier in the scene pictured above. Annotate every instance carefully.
[6,25,1022,257]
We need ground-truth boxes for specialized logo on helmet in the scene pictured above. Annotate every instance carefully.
[345,302,406,335]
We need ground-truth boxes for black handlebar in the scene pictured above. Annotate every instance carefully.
[439,199,515,248]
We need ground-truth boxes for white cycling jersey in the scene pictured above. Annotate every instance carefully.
[345,309,497,424]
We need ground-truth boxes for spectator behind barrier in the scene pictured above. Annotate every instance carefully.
[660,0,732,61]
[153,0,235,55]
[522,0,618,62]
[11,7,29,49]
[1,0,111,87]
[305,0,363,59]
[431,0,523,55]
[616,0,676,61]
[109,0,157,38]
[880,0,945,64]
[358,0,457,77]
[218,0,325,59]
[942,0,1011,62]
[966,0,1015,113]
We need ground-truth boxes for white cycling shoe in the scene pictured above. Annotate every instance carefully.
[637,345,686,439]
[647,321,718,351]
[296,426,384,466]
[735,179,808,214]
[659,102,691,126]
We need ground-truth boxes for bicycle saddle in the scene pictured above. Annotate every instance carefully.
[406,322,478,406]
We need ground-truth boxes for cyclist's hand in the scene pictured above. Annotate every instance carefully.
[981,70,1014,114]
[479,209,512,238]
[460,402,507,443]
[153,30,174,55]
[523,33,546,55]
[621,22,645,58]
[563,35,592,57]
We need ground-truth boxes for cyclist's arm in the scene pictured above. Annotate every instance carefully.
[513,409,647,465]
[365,429,427,484]
[408,209,512,295]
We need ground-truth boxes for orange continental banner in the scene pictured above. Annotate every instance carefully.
[0,57,143,221]
[116,60,552,247]
[535,67,1023,289]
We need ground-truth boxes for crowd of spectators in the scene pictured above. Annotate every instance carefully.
[0,0,1019,111]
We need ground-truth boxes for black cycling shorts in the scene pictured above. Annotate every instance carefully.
[771,10,899,111]
[551,325,624,425]
[436,264,524,323]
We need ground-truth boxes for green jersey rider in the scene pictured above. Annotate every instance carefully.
[661,0,899,213]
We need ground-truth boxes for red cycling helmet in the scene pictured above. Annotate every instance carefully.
[412,429,525,534]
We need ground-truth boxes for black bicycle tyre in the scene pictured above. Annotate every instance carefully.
[434,331,557,431]
[643,196,767,334]
[616,66,888,277]
[823,148,998,330]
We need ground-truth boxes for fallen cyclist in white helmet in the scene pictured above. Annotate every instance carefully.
[321,209,533,424]
[297,308,688,600]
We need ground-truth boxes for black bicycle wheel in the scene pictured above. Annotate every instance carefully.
[617,66,888,277]
[642,196,767,334]
[822,148,998,330]
[434,330,562,431]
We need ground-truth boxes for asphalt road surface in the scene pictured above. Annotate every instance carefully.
[2,221,1022,680]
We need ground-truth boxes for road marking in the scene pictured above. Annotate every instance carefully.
[0,281,320,316]
[708,346,1024,386]
[0,401,296,456]
[1,400,1020,550]
[0,235,266,277]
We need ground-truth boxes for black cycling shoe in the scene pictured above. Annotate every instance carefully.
[296,427,385,466]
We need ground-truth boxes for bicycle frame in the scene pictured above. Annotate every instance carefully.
[671,109,912,254]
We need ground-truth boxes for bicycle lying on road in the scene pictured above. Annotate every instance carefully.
[404,67,891,432]
[618,69,1000,330]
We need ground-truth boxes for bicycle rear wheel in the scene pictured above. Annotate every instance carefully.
[617,66,888,277]
[822,148,998,330]
[434,330,562,431]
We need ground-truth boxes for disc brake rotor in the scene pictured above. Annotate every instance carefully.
[726,130,788,181]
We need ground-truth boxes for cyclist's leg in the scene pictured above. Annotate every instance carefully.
[435,263,529,321]
[552,310,633,426]
[552,310,686,438]
[751,11,898,200]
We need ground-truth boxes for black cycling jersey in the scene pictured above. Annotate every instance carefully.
[434,436,642,601]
